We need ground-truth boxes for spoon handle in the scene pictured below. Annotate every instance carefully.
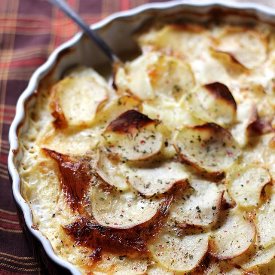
[49,0,120,63]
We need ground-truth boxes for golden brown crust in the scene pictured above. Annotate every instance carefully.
[105,109,158,134]
[42,148,90,211]
[204,82,237,111]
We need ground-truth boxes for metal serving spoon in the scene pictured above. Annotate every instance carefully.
[49,0,120,64]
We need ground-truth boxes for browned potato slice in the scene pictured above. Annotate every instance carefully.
[149,230,209,272]
[189,82,237,126]
[209,208,255,260]
[44,96,141,155]
[215,28,267,69]
[103,110,162,161]
[227,165,271,208]
[65,196,172,255]
[115,52,158,100]
[256,193,275,248]
[171,178,223,228]
[174,123,241,175]
[90,185,162,229]
[50,68,109,128]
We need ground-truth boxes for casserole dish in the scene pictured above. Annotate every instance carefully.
[8,1,275,274]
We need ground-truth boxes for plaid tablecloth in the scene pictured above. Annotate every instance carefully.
[0,0,274,274]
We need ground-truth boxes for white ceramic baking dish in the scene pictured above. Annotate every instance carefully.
[8,0,275,274]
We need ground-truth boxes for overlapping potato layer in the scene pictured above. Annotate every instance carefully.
[19,21,275,274]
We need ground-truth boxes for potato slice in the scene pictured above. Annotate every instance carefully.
[50,68,109,128]
[142,99,203,130]
[66,197,172,254]
[242,245,275,270]
[256,193,275,248]
[126,161,189,197]
[171,178,223,228]
[96,151,129,191]
[209,209,255,259]
[115,51,195,101]
[115,52,157,100]
[103,110,162,161]
[188,82,237,126]
[215,28,267,69]
[93,95,141,126]
[149,230,209,272]
[90,185,161,229]
[174,123,241,174]
[147,54,195,100]
[227,165,271,208]
[39,123,102,156]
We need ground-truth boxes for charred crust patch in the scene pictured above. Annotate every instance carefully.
[89,247,102,262]
[106,110,158,134]
[64,196,172,256]
[42,148,90,211]
[204,82,237,110]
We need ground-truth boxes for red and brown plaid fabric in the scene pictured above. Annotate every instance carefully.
[0,0,274,274]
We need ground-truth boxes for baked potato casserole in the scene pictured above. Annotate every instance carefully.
[18,20,275,274]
